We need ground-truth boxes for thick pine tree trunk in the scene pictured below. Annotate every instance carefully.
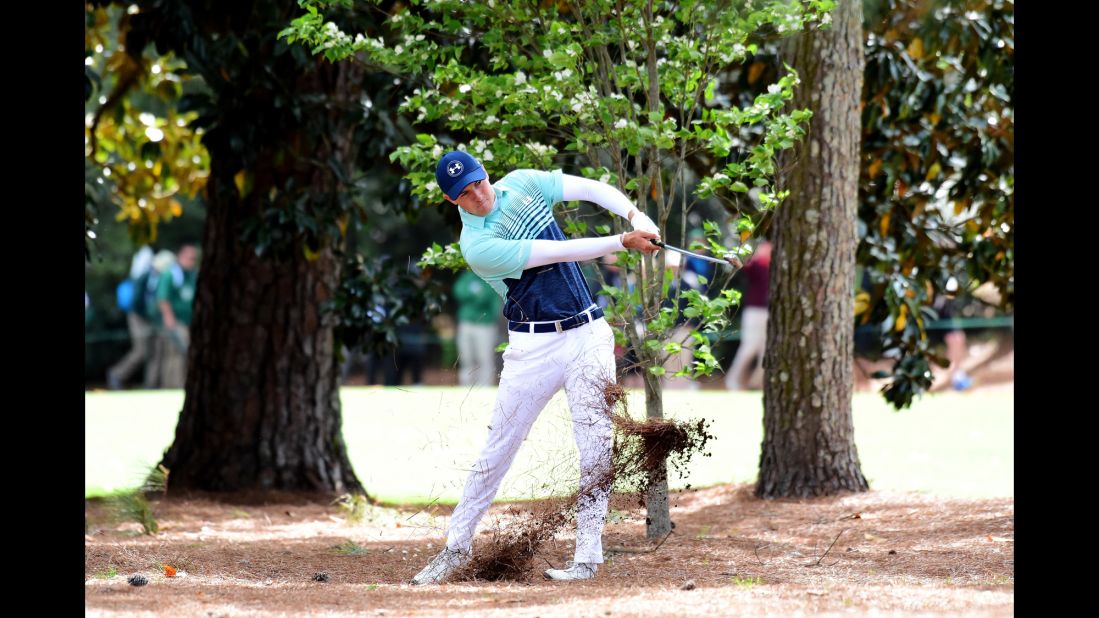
[160,57,364,494]
[757,0,868,499]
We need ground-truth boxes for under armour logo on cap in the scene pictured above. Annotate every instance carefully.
[436,151,487,200]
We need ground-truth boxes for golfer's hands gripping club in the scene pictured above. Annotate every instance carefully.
[623,230,662,253]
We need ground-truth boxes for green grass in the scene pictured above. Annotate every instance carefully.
[332,540,369,556]
[93,565,119,580]
[85,387,1013,501]
[731,575,763,588]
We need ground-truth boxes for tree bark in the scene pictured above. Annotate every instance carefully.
[757,0,868,498]
[160,56,365,495]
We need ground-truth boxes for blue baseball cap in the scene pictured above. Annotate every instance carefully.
[435,151,487,200]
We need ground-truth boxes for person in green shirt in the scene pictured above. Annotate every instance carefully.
[155,244,198,388]
[453,269,503,386]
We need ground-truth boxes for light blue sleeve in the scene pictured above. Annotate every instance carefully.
[460,235,532,299]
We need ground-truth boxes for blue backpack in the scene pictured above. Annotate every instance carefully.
[116,271,153,314]
[116,279,135,312]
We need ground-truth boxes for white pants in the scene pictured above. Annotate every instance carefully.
[446,318,616,564]
[725,307,768,390]
[457,322,499,387]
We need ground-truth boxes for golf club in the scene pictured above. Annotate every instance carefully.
[649,239,744,269]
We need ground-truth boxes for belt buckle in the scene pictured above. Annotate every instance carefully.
[555,320,563,333]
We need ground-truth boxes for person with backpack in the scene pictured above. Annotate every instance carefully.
[107,246,155,390]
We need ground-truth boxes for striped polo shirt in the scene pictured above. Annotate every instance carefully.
[458,169,595,322]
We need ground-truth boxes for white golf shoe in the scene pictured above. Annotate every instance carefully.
[543,561,597,581]
[410,547,471,585]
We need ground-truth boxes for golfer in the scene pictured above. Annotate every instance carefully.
[412,150,661,584]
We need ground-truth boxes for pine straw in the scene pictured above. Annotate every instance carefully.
[457,376,713,581]
[85,484,1014,617]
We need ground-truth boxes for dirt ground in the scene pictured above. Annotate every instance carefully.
[85,482,1014,617]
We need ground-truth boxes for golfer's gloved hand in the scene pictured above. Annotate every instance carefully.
[630,210,660,236]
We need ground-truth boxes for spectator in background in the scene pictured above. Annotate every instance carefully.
[153,244,198,388]
[144,250,176,387]
[724,240,772,390]
[107,246,155,390]
[937,277,972,391]
[453,269,503,387]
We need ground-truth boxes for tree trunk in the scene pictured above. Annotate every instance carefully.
[160,57,365,495]
[757,0,868,498]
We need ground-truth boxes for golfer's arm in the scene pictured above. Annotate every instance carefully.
[560,174,638,221]
[525,236,625,269]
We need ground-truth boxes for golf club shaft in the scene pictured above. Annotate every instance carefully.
[650,239,736,267]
